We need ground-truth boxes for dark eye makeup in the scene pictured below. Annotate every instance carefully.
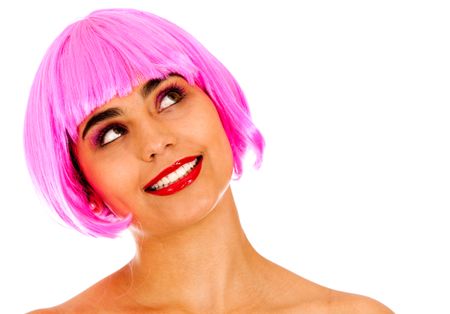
[92,82,187,148]
[156,83,187,111]
[94,124,128,147]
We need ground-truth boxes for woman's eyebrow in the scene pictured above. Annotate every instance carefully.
[82,107,123,139]
[141,78,164,98]
[141,74,181,98]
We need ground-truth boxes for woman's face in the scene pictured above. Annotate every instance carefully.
[76,76,234,236]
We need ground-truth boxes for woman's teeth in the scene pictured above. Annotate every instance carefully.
[150,158,199,191]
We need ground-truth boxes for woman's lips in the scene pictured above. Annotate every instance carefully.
[144,155,203,196]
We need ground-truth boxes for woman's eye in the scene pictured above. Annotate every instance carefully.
[98,125,127,146]
[159,89,184,110]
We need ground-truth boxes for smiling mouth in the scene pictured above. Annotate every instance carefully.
[144,155,203,196]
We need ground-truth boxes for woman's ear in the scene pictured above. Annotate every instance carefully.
[67,132,106,216]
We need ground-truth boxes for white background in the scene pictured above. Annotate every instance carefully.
[1,1,449,313]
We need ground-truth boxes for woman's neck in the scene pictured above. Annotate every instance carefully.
[115,188,271,312]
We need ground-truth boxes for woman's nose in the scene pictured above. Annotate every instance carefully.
[138,119,176,162]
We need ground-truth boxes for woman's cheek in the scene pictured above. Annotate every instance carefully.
[87,162,121,196]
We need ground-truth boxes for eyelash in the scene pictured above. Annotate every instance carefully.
[156,83,186,110]
[94,123,127,147]
[93,83,186,147]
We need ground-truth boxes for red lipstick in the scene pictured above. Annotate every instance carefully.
[144,155,203,196]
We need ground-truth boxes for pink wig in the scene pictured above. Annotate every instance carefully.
[24,8,264,237]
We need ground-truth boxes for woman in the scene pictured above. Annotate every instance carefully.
[25,8,392,313]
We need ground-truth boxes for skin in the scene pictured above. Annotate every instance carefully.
[29,76,393,313]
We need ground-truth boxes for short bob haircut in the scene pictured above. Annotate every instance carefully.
[24,8,264,238]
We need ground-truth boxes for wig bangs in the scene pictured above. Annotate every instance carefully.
[57,11,199,141]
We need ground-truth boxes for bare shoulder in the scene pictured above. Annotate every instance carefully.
[283,285,393,314]
[291,285,393,314]
[26,300,95,314]
[26,272,121,314]
[27,309,59,314]
[26,293,104,314]
[325,290,394,314]
[27,303,94,314]
[260,263,394,313]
